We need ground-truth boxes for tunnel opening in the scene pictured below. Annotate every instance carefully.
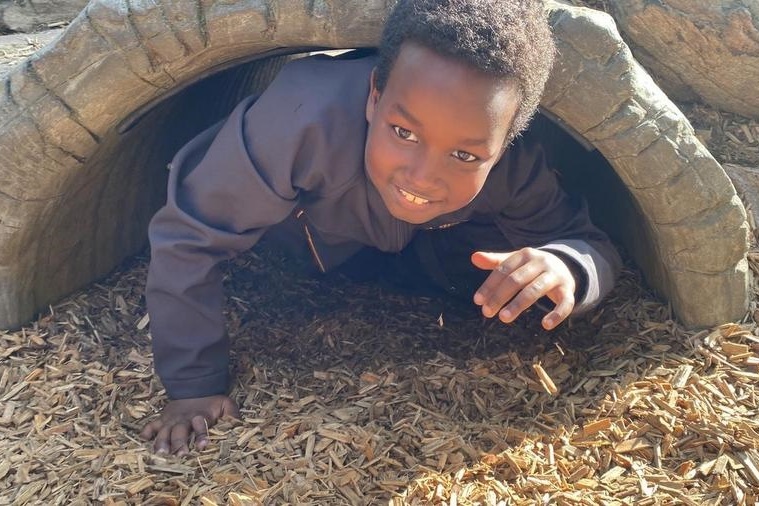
[38,53,299,307]
[99,50,651,306]
[530,113,663,298]
[564,139,663,293]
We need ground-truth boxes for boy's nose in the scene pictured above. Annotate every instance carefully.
[404,153,438,189]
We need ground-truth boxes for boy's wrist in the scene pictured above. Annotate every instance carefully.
[560,253,588,301]
[161,370,230,400]
[539,248,588,302]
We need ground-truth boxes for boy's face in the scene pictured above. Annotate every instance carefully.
[365,42,521,224]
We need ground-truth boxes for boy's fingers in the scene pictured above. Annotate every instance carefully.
[471,250,517,271]
[140,419,161,441]
[473,252,525,307]
[473,249,577,327]
[191,415,210,449]
[499,272,554,323]
[542,289,575,330]
[153,424,173,454]
[481,263,539,318]
[169,423,192,456]
[221,398,241,419]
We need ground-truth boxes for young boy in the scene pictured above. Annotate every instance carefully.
[141,0,621,454]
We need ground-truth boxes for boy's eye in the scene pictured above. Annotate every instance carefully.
[392,125,418,142]
[452,150,478,162]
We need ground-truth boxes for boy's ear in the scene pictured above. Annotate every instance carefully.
[366,68,380,123]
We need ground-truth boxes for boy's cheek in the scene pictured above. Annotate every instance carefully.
[366,139,402,175]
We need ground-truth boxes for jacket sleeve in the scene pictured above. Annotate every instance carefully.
[146,96,302,399]
[146,55,372,399]
[485,136,622,314]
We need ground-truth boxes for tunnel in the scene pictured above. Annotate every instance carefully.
[0,0,749,329]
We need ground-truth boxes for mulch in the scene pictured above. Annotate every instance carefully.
[3,11,759,506]
[3,244,759,505]
[0,29,62,79]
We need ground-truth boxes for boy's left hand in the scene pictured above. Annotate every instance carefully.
[471,248,576,330]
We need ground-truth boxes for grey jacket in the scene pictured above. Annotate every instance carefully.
[147,52,620,399]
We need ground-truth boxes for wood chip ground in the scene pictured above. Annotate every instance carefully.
[0,244,759,505]
[3,12,759,505]
[2,240,759,505]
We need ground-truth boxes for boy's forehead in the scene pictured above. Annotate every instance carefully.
[387,42,514,93]
[386,43,518,109]
[391,42,457,76]
[379,42,521,148]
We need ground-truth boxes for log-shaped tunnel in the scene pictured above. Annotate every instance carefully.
[0,0,749,328]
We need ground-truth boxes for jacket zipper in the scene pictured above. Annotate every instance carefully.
[424,220,467,230]
[296,209,326,273]
[296,210,465,272]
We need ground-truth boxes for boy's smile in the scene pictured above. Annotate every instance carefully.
[365,42,521,224]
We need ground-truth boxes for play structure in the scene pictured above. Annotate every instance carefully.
[0,0,749,328]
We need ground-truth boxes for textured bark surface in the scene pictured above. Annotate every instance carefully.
[0,0,749,328]
[609,0,759,119]
[724,163,759,238]
[0,0,88,33]
[542,5,749,328]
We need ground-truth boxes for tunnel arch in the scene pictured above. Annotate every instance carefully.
[0,0,749,328]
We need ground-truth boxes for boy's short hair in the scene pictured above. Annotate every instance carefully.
[375,0,555,142]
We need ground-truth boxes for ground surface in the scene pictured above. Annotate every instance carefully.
[0,29,61,78]
[3,20,759,506]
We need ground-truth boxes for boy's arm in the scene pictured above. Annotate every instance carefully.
[484,135,622,314]
[147,54,371,399]
[146,96,302,400]
[143,55,372,454]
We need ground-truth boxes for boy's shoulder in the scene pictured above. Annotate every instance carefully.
[263,50,377,114]
[242,51,377,193]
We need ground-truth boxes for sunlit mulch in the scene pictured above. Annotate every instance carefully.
[2,244,759,505]
[0,30,61,79]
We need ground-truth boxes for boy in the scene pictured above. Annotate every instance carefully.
[141,0,621,454]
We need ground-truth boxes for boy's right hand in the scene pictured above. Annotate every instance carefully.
[140,395,240,455]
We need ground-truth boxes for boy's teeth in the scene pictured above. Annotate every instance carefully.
[399,188,429,205]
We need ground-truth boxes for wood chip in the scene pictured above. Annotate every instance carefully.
[582,418,611,437]
[532,363,558,395]
[671,364,693,388]
[136,313,150,330]
[721,342,750,357]
[615,438,653,453]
